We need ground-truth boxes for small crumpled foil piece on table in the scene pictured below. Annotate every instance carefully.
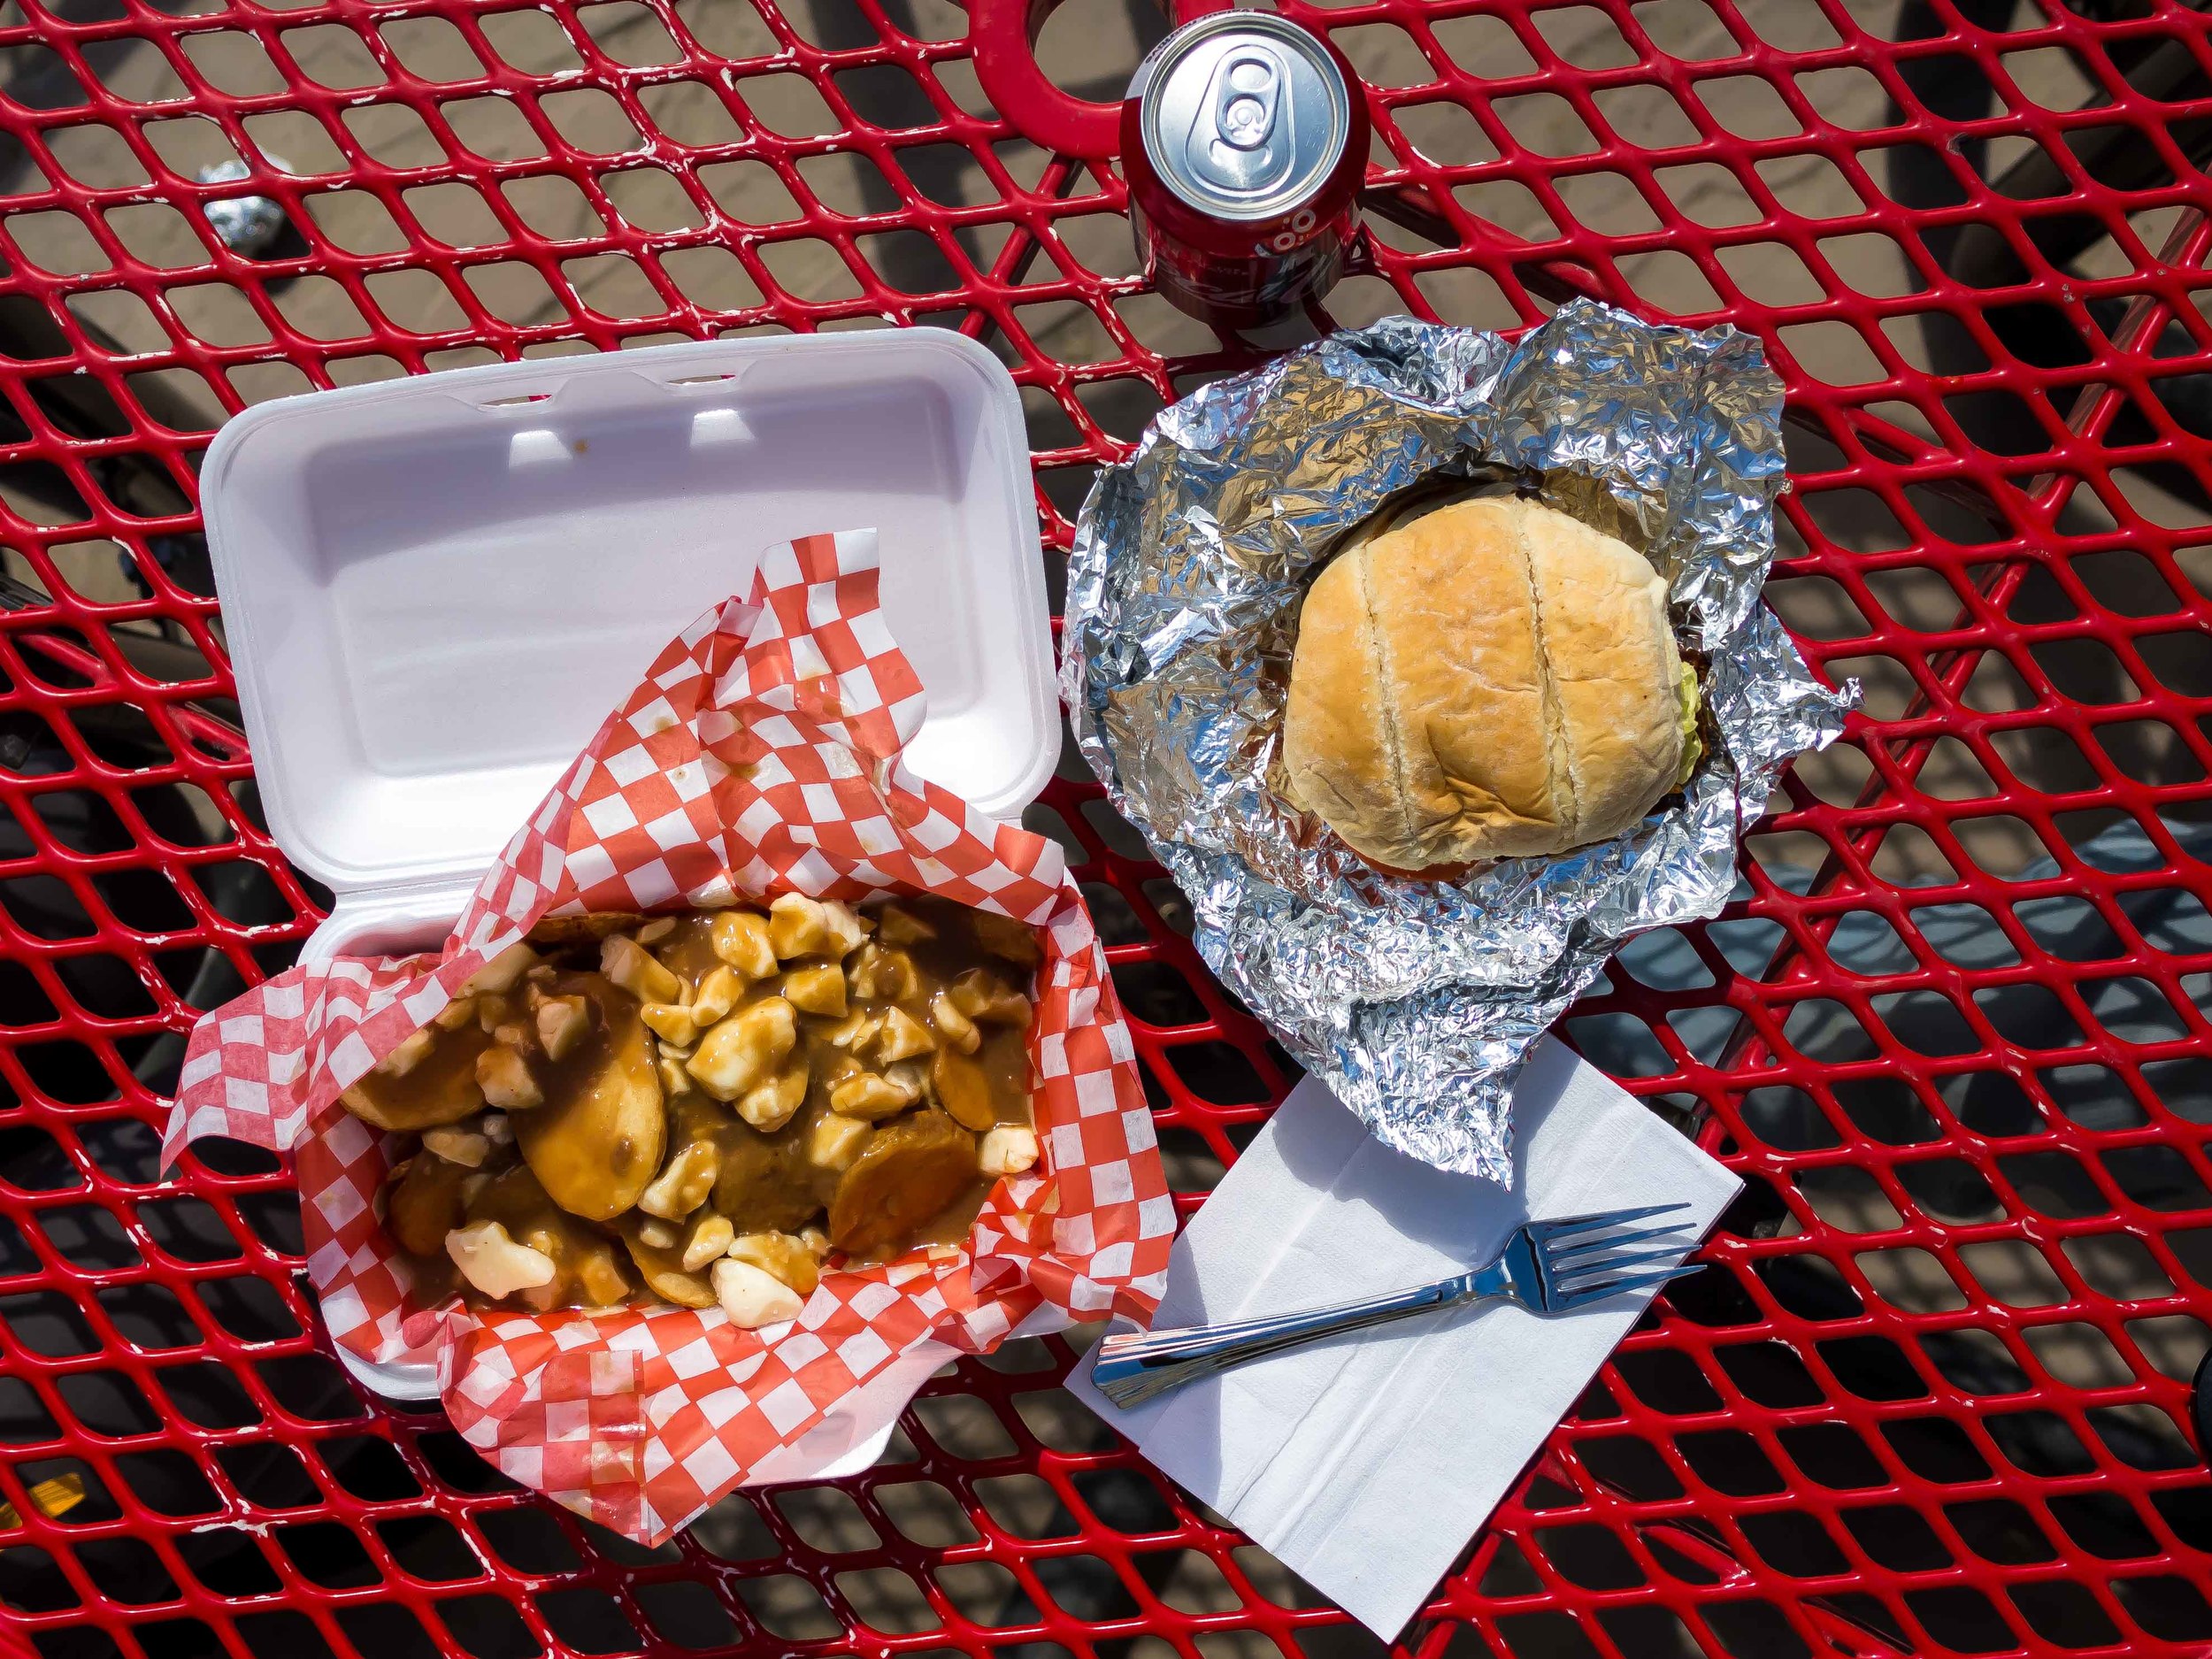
[1062,301,1857,1180]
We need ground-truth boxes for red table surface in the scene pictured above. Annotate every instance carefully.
[0,1,2208,1656]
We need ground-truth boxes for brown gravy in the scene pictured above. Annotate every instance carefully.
[349,895,1042,1319]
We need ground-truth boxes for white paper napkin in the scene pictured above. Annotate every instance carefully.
[1067,1037,1740,1640]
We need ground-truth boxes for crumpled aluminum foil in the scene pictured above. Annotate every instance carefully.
[197,159,288,257]
[1062,302,1856,1180]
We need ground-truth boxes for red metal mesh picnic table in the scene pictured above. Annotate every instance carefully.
[0,1,2209,1655]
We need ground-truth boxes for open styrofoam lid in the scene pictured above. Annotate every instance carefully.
[203,331,1055,897]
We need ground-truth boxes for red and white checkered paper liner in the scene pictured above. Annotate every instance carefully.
[165,528,1172,1543]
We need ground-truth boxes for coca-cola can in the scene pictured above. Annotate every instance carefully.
[1122,12,1370,329]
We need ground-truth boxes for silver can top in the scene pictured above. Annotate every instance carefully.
[1131,12,1351,224]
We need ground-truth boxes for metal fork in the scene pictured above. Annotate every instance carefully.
[1091,1203,1701,1408]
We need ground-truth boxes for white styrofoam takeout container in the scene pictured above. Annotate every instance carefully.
[201,330,1058,1461]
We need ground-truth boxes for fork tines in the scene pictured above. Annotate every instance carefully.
[1534,1202,1703,1309]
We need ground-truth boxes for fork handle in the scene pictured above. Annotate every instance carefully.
[1092,1260,1511,1409]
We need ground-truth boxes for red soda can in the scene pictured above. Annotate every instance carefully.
[1121,12,1370,330]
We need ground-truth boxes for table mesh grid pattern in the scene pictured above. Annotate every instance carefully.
[0,0,2207,1655]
